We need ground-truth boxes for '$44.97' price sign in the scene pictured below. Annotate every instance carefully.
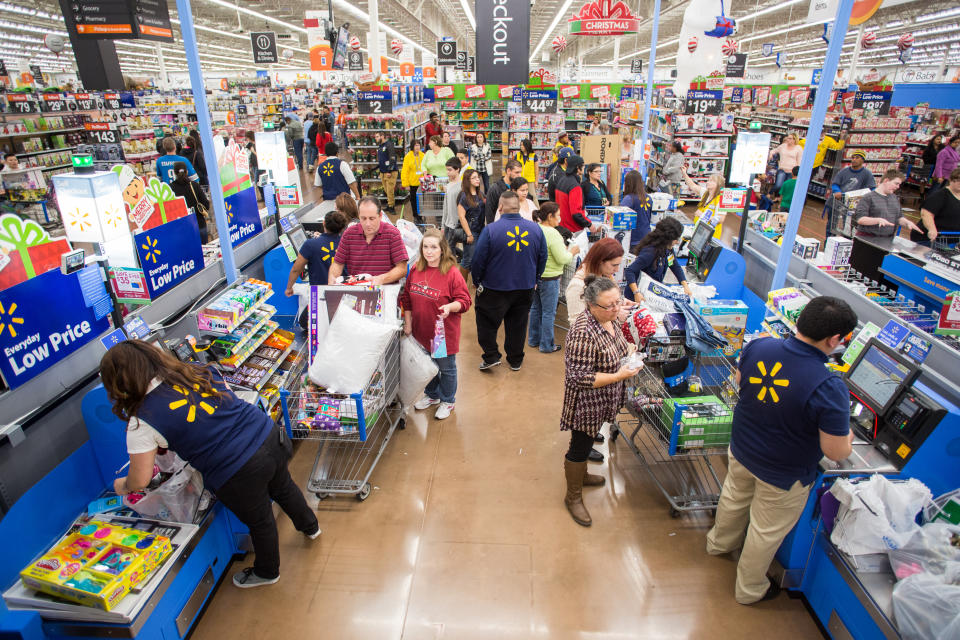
[522,90,557,114]
[685,90,723,115]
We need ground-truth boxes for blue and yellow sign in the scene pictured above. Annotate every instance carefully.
[135,214,204,298]
[0,268,111,388]
[224,187,263,248]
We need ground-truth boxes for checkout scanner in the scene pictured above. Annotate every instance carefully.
[684,221,747,300]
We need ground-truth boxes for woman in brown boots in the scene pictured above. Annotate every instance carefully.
[560,275,641,526]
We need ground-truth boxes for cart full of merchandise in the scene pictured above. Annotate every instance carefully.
[418,175,449,221]
[612,352,740,517]
[278,288,405,502]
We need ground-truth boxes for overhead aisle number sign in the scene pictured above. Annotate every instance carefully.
[522,90,557,114]
[685,90,723,115]
[358,91,393,114]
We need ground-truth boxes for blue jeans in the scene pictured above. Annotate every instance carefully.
[528,277,561,352]
[292,139,304,169]
[304,141,317,167]
[774,169,789,191]
[424,355,458,403]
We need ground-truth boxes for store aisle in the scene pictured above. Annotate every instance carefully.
[191,290,823,639]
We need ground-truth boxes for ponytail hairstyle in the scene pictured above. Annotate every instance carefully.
[534,201,559,223]
[173,161,189,185]
[100,340,225,421]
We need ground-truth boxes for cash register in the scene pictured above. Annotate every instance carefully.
[683,221,746,299]
[844,338,947,469]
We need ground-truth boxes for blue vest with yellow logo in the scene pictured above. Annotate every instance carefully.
[730,336,841,490]
[472,213,546,291]
[318,157,349,201]
[136,372,273,491]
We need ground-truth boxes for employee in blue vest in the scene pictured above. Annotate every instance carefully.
[316,142,360,203]
[100,340,320,590]
[471,190,548,371]
[706,296,856,604]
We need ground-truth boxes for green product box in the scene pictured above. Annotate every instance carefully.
[659,394,733,450]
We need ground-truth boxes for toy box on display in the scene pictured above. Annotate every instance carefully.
[441,100,506,143]
[507,112,565,199]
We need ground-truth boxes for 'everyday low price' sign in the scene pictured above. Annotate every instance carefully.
[0,268,111,388]
[135,214,204,298]
[225,187,264,248]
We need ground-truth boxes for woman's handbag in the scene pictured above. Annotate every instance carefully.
[188,181,209,219]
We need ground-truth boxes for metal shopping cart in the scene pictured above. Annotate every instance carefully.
[417,175,449,222]
[830,197,855,238]
[611,354,740,517]
[278,332,404,502]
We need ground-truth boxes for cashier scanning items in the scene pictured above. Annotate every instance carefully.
[706,296,858,605]
[100,341,320,590]
[623,217,692,301]
[852,169,922,237]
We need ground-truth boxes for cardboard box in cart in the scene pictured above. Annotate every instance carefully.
[604,205,637,231]
[693,299,749,357]
[658,394,733,449]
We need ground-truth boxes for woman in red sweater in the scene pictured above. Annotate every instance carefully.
[315,121,333,152]
[401,229,471,420]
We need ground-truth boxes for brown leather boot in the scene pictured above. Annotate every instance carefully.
[564,459,592,526]
[583,468,606,487]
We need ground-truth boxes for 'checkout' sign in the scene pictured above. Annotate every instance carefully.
[0,268,110,388]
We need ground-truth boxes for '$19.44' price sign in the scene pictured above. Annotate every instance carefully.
[522,90,557,114]
[685,90,723,115]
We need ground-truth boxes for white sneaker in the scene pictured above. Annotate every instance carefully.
[414,396,440,411]
[435,402,454,420]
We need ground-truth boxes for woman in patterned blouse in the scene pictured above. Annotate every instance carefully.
[560,276,641,526]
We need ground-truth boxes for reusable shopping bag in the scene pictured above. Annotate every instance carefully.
[430,316,447,358]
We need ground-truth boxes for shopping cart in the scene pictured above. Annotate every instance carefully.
[417,175,449,222]
[932,231,960,253]
[278,332,404,502]
[612,354,740,517]
[829,197,855,238]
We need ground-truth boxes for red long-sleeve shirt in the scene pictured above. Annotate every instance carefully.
[424,122,444,147]
[399,265,472,355]
[316,131,333,151]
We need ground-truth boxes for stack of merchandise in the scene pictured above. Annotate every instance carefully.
[197,279,273,333]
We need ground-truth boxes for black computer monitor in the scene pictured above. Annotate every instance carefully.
[845,338,920,416]
[688,221,715,262]
[288,227,308,254]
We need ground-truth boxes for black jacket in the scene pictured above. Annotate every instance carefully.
[306,122,319,147]
[171,179,210,228]
[377,139,397,172]
[183,146,208,186]
[484,178,511,224]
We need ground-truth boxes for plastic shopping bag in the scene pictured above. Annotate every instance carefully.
[830,475,933,556]
[430,316,447,358]
[892,574,960,640]
[637,272,682,313]
[308,303,399,394]
[888,522,960,580]
[399,335,439,408]
[124,458,203,523]
[621,305,657,345]
[395,218,424,263]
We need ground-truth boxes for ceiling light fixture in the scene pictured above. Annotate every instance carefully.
[459,0,477,30]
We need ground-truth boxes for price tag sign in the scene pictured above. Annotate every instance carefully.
[853,91,892,115]
[521,89,557,114]
[357,91,393,114]
[41,93,67,113]
[72,93,101,110]
[84,123,119,144]
[685,90,722,115]
[6,94,39,114]
[102,92,122,110]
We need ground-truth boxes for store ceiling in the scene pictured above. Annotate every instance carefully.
[0,0,958,78]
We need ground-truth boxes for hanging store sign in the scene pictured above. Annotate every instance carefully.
[0,268,111,389]
[560,85,581,99]
[684,90,722,115]
[589,85,610,99]
[761,43,774,56]
[475,0,530,84]
[853,91,892,115]
[896,67,939,83]
[358,91,394,114]
[437,41,457,66]
[347,51,364,71]
[630,59,642,74]
[305,12,333,71]
[455,50,468,71]
[498,85,515,99]
[730,87,744,103]
[568,0,640,35]
[251,32,279,65]
[522,89,557,114]
[725,53,747,79]
[464,85,485,99]
[807,0,839,25]
[68,0,172,41]
[434,85,455,99]
[467,56,475,74]
[850,0,883,25]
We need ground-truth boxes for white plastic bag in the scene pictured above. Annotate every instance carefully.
[308,303,398,394]
[688,283,718,304]
[395,218,423,263]
[638,272,680,313]
[399,335,439,408]
[571,229,590,258]
[892,574,960,640]
[124,459,203,523]
[830,475,932,556]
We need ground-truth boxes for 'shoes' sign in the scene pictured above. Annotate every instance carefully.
[475,0,530,85]
[568,0,640,36]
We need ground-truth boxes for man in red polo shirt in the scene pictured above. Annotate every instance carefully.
[328,197,409,286]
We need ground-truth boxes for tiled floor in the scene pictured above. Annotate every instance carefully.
[190,169,825,639]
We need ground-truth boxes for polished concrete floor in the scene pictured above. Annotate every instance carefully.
[191,171,825,640]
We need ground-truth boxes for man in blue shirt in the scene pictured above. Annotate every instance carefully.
[471,191,547,371]
[706,296,856,604]
[155,136,198,185]
[825,149,875,238]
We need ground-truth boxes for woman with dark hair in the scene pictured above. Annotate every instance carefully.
[99,340,319,589]
[170,161,210,243]
[620,169,653,245]
[456,168,486,277]
[182,134,208,186]
[581,162,612,208]
[922,133,944,174]
[661,140,685,196]
[560,275,641,526]
[504,176,536,221]
[529,202,579,353]
[623,217,692,302]
[515,138,537,185]
[314,120,333,152]
[932,135,960,192]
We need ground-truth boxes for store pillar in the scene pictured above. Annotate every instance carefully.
[57,0,124,90]
[772,0,855,290]
[638,0,661,181]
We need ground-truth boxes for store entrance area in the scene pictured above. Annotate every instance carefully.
[191,306,821,639]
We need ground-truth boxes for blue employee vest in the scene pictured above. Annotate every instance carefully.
[477,214,545,290]
[730,336,841,490]
[318,157,349,201]
[135,373,273,491]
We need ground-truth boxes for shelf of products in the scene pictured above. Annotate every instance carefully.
[197,281,275,335]
[217,317,279,371]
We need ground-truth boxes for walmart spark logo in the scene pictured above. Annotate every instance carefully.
[748,361,790,403]
[140,236,161,263]
[225,201,234,222]
[321,241,334,262]
[506,225,529,253]
[322,162,335,177]
[68,208,93,233]
[0,301,24,338]
[168,384,217,422]
[104,206,123,230]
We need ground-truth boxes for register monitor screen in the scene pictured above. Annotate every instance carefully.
[845,339,920,416]
[688,221,715,261]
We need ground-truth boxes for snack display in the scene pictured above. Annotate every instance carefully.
[19,520,173,611]
[197,279,273,333]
